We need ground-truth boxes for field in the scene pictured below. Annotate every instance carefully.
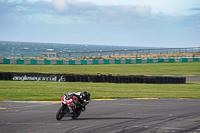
[0,81,200,101]
[0,62,200,75]
[0,62,200,101]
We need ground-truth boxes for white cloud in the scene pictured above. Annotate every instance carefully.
[0,0,199,47]
[76,0,200,15]
[52,0,68,12]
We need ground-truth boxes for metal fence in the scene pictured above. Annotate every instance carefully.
[40,47,200,58]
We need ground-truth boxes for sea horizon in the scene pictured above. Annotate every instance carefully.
[0,40,159,58]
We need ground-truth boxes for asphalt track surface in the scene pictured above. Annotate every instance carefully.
[1,98,200,133]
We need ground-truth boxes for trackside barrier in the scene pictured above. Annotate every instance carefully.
[0,72,186,84]
[0,57,199,65]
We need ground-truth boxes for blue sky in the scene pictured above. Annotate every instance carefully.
[0,0,200,47]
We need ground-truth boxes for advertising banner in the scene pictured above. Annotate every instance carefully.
[12,73,66,82]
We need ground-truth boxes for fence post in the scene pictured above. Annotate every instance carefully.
[125,50,126,55]
[131,50,132,54]
[113,50,114,56]
[167,48,168,54]
[62,52,64,58]
[100,50,102,56]
[95,51,96,57]
[136,50,138,58]
[88,52,89,57]
[173,48,174,54]
[107,51,108,56]
[179,48,181,53]
[185,48,187,53]
[119,50,120,55]
[160,49,162,54]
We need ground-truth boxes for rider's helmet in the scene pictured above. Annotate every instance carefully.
[81,91,90,100]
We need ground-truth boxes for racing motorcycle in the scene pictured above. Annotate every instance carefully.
[56,94,83,120]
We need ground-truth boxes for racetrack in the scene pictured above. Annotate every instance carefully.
[1,99,200,133]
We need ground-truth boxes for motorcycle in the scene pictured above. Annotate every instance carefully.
[56,94,83,120]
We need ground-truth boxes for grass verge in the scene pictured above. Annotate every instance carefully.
[0,62,200,75]
[0,81,200,101]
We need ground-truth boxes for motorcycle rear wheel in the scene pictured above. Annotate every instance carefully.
[56,105,66,120]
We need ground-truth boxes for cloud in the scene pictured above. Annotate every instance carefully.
[0,0,154,31]
[0,0,199,29]
[0,0,200,47]
[0,0,152,21]
[189,7,200,10]
[52,0,67,12]
[0,0,52,15]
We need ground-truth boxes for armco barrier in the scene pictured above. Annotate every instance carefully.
[0,72,186,84]
[0,57,199,65]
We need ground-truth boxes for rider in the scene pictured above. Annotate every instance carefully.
[67,91,91,112]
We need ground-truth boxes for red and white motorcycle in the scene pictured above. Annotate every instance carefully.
[56,94,83,120]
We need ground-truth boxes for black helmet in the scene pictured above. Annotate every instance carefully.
[81,91,89,100]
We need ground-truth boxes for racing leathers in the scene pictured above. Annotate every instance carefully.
[67,91,90,112]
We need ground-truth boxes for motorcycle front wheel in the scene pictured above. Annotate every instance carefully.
[56,105,66,120]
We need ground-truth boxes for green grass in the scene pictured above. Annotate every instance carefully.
[0,81,200,101]
[0,62,200,101]
[0,62,200,75]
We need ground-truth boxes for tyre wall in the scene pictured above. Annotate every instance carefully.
[0,72,186,84]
